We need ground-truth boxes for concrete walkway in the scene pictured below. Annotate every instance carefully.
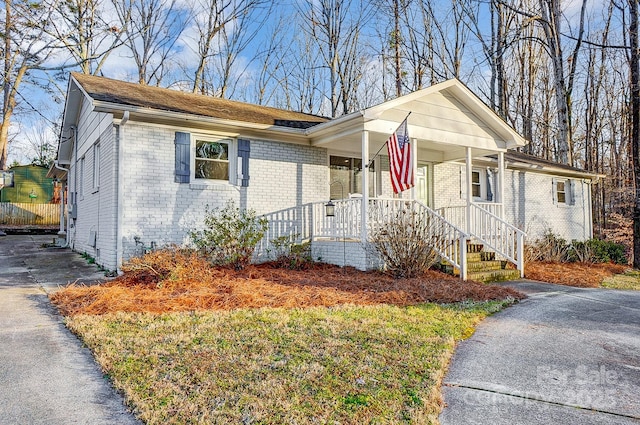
[440,280,640,425]
[0,235,140,424]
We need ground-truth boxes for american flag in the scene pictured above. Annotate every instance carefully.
[386,118,414,193]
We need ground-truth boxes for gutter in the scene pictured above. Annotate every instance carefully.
[91,100,314,141]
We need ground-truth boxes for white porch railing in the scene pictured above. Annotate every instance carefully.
[438,202,525,277]
[437,203,503,229]
[312,199,362,240]
[310,198,469,279]
[260,198,527,280]
[469,203,525,277]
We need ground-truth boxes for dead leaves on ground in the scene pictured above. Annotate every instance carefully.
[50,250,524,316]
[525,261,628,288]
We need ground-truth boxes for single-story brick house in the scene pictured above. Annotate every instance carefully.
[48,73,601,279]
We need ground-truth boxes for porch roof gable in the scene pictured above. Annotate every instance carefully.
[308,79,527,161]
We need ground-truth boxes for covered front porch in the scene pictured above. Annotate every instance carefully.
[261,79,528,280]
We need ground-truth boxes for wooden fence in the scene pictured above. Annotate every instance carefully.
[0,202,60,226]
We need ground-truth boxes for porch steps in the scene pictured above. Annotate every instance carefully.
[444,242,521,283]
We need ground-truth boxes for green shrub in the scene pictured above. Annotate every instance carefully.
[570,239,628,264]
[190,201,268,270]
[526,230,628,265]
[269,235,313,270]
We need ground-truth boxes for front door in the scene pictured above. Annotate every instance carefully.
[416,165,430,206]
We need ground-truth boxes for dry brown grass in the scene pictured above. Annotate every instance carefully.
[526,261,629,288]
[51,250,524,316]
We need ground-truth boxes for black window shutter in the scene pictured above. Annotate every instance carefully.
[238,139,250,187]
[174,132,190,183]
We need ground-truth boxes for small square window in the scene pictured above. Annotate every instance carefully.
[195,139,229,180]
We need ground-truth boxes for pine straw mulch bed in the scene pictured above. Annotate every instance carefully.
[525,261,629,288]
[50,250,525,316]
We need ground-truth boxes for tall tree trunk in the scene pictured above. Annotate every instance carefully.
[393,0,401,97]
[630,0,640,268]
[1,1,12,170]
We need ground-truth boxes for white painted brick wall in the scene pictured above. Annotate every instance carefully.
[117,123,329,264]
[502,169,592,242]
[433,162,466,209]
[68,99,118,270]
[431,161,592,243]
[311,240,382,271]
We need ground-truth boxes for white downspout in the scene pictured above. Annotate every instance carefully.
[71,126,78,249]
[116,111,129,273]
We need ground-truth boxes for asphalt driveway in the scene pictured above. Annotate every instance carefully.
[0,235,140,424]
[440,280,640,424]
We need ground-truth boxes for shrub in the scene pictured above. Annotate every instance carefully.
[269,235,313,270]
[370,209,448,279]
[570,239,628,264]
[120,248,197,287]
[524,230,571,263]
[190,201,268,270]
[525,230,628,265]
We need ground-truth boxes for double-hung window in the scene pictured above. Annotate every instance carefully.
[176,132,247,186]
[471,170,481,198]
[194,138,230,181]
[553,178,574,205]
[556,180,567,204]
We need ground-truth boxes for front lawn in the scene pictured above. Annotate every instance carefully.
[66,301,511,425]
[50,249,523,424]
[601,269,640,290]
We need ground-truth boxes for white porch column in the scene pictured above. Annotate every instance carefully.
[410,137,418,200]
[465,147,472,234]
[361,130,369,243]
[498,151,505,219]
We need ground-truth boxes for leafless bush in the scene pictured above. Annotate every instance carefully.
[370,209,450,279]
[524,230,571,263]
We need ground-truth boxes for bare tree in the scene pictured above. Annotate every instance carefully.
[22,121,57,167]
[111,0,187,85]
[189,0,267,96]
[46,0,125,75]
[299,0,371,117]
[1,0,60,170]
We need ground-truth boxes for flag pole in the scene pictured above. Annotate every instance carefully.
[365,111,412,169]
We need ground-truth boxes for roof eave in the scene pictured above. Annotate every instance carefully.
[92,100,313,142]
[475,155,604,180]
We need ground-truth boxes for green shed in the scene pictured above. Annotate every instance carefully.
[0,165,55,203]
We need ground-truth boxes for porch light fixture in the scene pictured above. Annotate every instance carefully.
[325,200,335,217]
